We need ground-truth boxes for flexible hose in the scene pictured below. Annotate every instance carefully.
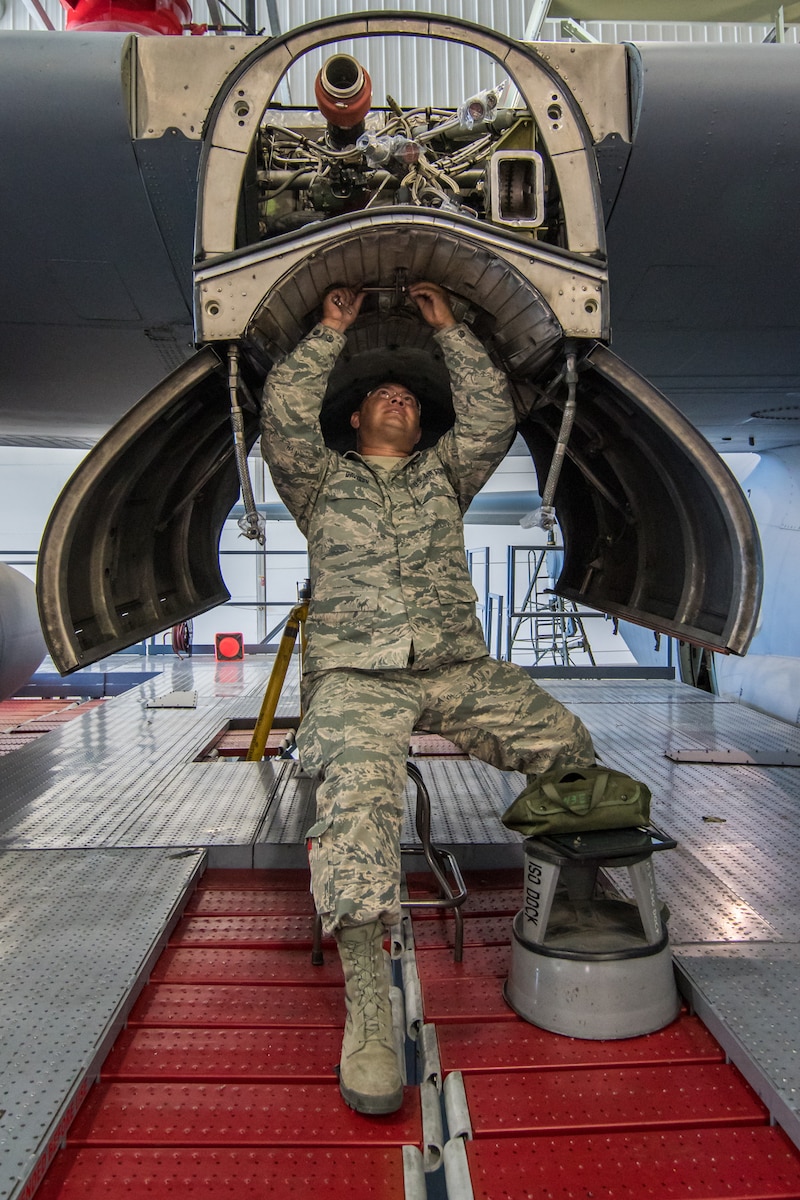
[227,343,265,544]
[537,348,578,531]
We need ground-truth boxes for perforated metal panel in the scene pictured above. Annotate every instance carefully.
[466,1128,800,1199]
[677,945,800,1154]
[34,1146,410,1200]
[404,759,523,849]
[0,661,290,855]
[0,848,201,1200]
[461,1063,767,1137]
[66,1079,421,1146]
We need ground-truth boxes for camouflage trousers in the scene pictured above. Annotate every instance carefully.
[297,655,594,935]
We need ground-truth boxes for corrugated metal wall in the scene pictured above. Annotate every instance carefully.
[1,0,796,102]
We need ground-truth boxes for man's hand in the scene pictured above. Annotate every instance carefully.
[408,281,457,332]
[320,287,365,333]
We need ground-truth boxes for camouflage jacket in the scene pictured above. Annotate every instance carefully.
[260,321,516,673]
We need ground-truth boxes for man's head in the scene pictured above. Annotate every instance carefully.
[350,381,423,456]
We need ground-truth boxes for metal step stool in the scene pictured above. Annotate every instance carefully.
[506,826,681,1038]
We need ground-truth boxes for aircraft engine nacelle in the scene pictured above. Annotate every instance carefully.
[34,14,762,674]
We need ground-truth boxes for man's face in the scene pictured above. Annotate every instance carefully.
[350,382,422,453]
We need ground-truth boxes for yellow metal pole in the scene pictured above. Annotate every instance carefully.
[245,602,307,761]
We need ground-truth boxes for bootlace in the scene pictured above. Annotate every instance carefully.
[350,937,392,1041]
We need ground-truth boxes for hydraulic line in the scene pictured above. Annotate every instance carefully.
[537,346,578,531]
[227,343,265,544]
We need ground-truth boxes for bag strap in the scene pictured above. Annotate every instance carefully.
[540,781,563,802]
[591,771,610,804]
[541,771,609,804]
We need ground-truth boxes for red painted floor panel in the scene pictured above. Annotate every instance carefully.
[462,1063,767,1138]
[171,914,330,948]
[33,866,800,1200]
[466,1127,800,1200]
[66,1081,421,1148]
[201,868,312,891]
[151,946,342,985]
[406,883,520,916]
[0,698,93,732]
[414,944,511,980]
[0,732,42,754]
[435,1013,725,1075]
[421,974,516,1022]
[407,869,523,893]
[34,1147,408,1200]
[103,1026,343,1084]
[185,889,316,916]
[0,698,106,755]
[33,868,417,1200]
[129,982,344,1027]
[411,914,512,948]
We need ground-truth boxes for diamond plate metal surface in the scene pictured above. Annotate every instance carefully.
[571,696,800,943]
[0,848,201,1200]
[129,982,345,1027]
[0,663,289,853]
[103,1025,345,1083]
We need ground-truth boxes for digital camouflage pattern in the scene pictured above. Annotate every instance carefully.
[260,322,517,673]
[299,657,594,933]
[260,319,594,934]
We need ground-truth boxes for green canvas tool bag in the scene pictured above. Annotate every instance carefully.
[501,766,651,838]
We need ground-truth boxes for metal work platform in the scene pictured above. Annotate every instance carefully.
[1,661,800,1198]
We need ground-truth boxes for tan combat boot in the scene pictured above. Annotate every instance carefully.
[335,920,403,1114]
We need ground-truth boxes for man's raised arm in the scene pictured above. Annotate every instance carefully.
[409,282,516,513]
[260,288,364,533]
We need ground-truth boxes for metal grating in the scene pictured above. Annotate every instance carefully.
[0,662,289,855]
[257,761,316,846]
[568,693,800,944]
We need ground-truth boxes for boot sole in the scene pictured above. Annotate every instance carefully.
[340,1079,404,1115]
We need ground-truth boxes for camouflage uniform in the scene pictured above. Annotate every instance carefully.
[261,321,594,934]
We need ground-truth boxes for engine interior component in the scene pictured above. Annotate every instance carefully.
[257,64,543,241]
